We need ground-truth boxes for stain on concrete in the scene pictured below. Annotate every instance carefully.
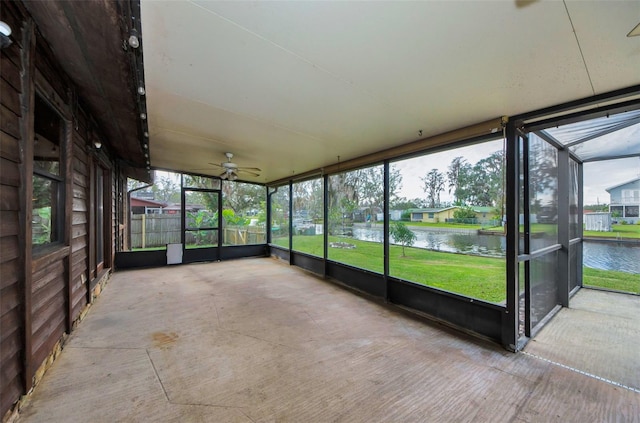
[152,332,179,349]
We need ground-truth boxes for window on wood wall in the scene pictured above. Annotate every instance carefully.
[32,96,64,248]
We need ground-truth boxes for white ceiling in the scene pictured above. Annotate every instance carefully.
[140,0,640,184]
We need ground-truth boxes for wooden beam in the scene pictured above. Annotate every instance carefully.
[20,17,36,391]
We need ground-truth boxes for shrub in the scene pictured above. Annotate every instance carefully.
[453,206,476,220]
[390,221,417,257]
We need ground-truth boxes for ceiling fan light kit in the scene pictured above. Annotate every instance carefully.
[208,152,262,181]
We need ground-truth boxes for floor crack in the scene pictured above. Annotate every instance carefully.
[146,349,171,402]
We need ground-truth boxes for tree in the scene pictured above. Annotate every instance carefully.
[447,157,473,205]
[390,197,426,210]
[421,169,445,208]
[152,174,180,203]
[466,151,504,208]
[389,222,416,257]
[222,181,265,216]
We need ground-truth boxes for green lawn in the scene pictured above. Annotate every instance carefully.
[584,224,640,239]
[273,234,637,301]
[132,246,166,251]
[277,235,506,303]
[584,267,640,294]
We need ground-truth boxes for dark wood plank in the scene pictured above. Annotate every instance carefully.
[0,210,18,237]
[1,48,22,91]
[72,196,87,213]
[0,104,20,139]
[31,260,65,293]
[0,374,22,419]
[0,325,22,364]
[0,130,21,163]
[0,259,19,290]
[73,186,87,201]
[0,78,21,116]
[71,223,87,239]
[21,17,36,395]
[72,211,88,225]
[0,157,20,186]
[71,297,87,322]
[0,284,21,318]
[0,236,19,263]
[72,172,88,189]
[0,304,21,339]
[31,299,64,354]
[0,184,19,211]
[31,315,65,374]
[0,354,22,395]
[71,249,87,267]
[32,276,65,316]
[31,246,69,273]
[71,235,87,253]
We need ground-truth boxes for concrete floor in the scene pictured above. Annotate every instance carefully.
[16,258,640,422]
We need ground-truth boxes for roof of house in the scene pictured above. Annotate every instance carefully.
[130,197,167,208]
[408,207,457,213]
[605,177,640,193]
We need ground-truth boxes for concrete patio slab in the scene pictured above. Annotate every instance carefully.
[16,258,640,422]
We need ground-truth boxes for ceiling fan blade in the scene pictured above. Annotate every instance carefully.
[208,162,224,168]
[237,166,261,172]
[237,169,260,177]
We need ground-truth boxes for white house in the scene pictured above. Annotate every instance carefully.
[606,178,640,224]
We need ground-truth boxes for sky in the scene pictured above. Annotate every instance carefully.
[392,140,639,206]
[392,139,504,203]
[583,158,640,205]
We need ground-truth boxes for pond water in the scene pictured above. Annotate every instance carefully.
[353,227,506,258]
[583,241,640,274]
[350,226,639,274]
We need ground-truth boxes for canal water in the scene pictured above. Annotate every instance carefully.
[351,226,639,274]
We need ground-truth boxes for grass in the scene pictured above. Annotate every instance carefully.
[584,267,640,294]
[584,224,640,239]
[276,235,506,303]
[132,246,166,251]
[273,234,638,301]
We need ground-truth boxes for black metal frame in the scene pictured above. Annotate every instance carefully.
[181,185,222,264]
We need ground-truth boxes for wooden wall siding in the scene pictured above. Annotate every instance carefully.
[0,1,25,416]
[1,2,129,417]
[70,135,89,319]
[30,257,66,367]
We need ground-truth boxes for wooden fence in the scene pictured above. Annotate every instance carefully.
[131,214,266,248]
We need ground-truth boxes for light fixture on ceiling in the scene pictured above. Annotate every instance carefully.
[628,22,640,37]
[0,21,12,49]
[94,140,102,149]
[138,86,145,96]
[143,131,149,138]
[128,29,140,48]
[140,112,147,120]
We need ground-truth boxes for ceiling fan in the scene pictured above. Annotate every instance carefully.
[208,152,261,181]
